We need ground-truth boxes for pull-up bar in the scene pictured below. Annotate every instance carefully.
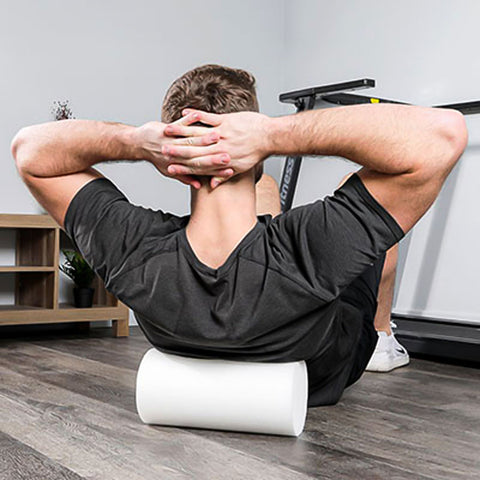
[278,79,480,212]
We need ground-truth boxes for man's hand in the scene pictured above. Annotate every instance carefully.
[135,112,235,189]
[162,109,272,189]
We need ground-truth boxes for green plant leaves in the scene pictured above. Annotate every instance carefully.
[59,249,95,288]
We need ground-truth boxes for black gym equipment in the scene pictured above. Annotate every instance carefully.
[278,79,480,364]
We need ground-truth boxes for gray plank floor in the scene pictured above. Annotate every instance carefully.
[0,326,479,480]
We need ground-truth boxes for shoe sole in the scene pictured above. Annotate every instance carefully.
[365,354,410,373]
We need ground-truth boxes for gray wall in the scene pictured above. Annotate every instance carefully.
[283,0,480,325]
[0,0,286,321]
[3,0,479,327]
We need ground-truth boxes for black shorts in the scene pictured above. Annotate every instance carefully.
[341,251,386,388]
[307,252,386,407]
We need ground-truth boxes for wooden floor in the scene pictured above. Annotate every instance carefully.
[0,325,479,480]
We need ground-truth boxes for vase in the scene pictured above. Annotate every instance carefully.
[73,287,95,308]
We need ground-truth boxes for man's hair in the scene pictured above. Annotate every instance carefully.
[162,64,263,183]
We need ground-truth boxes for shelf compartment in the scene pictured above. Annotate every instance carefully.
[0,226,57,268]
[15,271,55,309]
[16,228,57,267]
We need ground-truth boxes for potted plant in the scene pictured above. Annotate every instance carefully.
[51,99,75,121]
[60,249,96,308]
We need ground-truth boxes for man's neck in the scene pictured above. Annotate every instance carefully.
[186,171,258,269]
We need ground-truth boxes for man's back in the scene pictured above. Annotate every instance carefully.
[64,171,404,405]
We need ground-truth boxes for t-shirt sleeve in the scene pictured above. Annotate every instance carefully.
[269,172,405,302]
[63,177,172,290]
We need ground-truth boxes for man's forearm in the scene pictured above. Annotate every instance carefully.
[267,104,465,175]
[12,120,141,177]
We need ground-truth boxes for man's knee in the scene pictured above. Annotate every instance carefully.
[255,173,281,217]
[257,173,277,186]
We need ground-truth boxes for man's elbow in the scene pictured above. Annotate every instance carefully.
[11,126,35,175]
[11,128,23,162]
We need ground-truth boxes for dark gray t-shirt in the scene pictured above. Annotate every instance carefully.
[64,173,404,402]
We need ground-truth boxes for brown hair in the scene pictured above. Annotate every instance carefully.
[162,64,259,122]
[162,64,263,183]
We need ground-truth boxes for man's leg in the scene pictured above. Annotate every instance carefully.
[337,172,409,372]
[255,173,281,217]
[366,241,410,371]
[373,244,398,335]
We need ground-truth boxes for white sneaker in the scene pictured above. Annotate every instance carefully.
[366,324,410,372]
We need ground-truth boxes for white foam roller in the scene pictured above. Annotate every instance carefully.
[135,348,308,436]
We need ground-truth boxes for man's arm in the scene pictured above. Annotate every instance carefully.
[270,104,468,233]
[163,104,468,233]
[11,117,228,228]
[11,120,138,228]
[12,120,140,178]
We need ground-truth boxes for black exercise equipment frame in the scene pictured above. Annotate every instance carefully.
[278,78,480,212]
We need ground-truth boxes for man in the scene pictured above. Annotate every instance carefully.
[12,64,467,407]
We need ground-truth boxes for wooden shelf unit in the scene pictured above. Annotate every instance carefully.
[0,214,129,336]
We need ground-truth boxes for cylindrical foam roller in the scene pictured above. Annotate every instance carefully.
[135,348,308,437]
